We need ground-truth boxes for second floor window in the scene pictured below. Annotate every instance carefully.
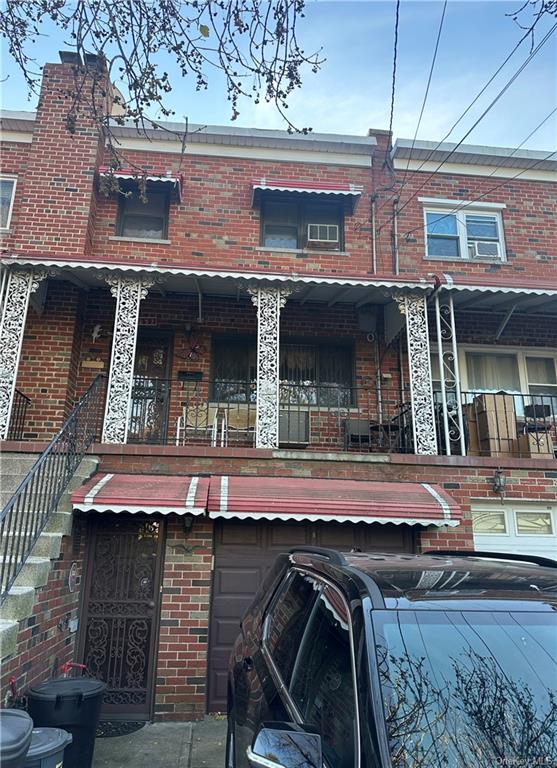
[211,337,354,406]
[117,190,169,240]
[0,177,17,230]
[261,197,344,251]
[424,205,504,261]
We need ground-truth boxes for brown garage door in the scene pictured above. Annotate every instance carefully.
[207,518,414,712]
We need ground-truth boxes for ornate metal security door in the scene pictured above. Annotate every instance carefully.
[79,515,165,719]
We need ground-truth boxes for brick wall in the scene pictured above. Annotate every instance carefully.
[0,518,85,707]
[15,280,84,439]
[156,517,212,720]
[9,62,104,257]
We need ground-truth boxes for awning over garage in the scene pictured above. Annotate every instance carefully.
[71,473,209,515]
[207,476,461,527]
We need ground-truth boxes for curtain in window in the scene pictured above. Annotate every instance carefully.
[466,353,520,392]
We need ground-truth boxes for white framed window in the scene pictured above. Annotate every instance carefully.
[0,177,17,231]
[471,509,508,535]
[420,198,506,262]
[459,348,557,400]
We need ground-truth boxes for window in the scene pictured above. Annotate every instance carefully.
[472,510,507,534]
[117,190,169,240]
[261,196,343,251]
[289,586,356,768]
[423,203,505,261]
[264,571,319,686]
[211,337,354,405]
[515,510,553,535]
[0,177,17,230]
[465,352,521,393]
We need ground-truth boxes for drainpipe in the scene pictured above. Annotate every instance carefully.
[392,197,400,276]
[370,194,378,274]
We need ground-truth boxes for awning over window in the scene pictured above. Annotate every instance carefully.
[251,178,363,212]
[71,473,208,516]
[98,166,182,201]
[207,476,462,527]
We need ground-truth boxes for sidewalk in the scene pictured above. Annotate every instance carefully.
[92,716,227,768]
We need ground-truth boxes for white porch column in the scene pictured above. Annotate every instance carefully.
[102,275,153,444]
[433,292,465,455]
[0,268,48,440]
[248,284,291,449]
[397,292,438,455]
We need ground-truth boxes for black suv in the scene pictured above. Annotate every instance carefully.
[226,548,557,768]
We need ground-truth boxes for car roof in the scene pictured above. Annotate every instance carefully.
[288,549,557,610]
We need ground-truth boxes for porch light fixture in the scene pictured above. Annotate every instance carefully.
[183,513,195,536]
[492,468,506,499]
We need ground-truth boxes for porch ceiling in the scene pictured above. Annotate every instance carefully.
[447,288,557,317]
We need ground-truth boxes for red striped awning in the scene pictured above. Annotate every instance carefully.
[251,178,363,211]
[208,476,461,527]
[71,473,208,516]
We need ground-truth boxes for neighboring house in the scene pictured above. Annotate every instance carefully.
[0,54,555,720]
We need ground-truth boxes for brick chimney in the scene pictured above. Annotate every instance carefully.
[13,53,107,258]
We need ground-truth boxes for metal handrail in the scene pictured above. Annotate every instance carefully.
[0,374,106,603]
[7,388,31,440]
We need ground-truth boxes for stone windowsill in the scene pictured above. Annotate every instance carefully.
[109,236,171,245]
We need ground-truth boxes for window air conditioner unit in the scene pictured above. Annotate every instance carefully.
[307,223,339,244]
[468,240,500,259]
[279,410,309,445]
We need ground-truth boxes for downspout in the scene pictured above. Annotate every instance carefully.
[370,194,378,274]
[392,197,400,276]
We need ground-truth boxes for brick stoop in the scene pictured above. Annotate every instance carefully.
[0,455,99,662]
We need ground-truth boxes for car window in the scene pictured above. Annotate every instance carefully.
[264,570,319,685]
[289,585,357,768]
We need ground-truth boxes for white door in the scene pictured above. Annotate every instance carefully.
[472,502,557,559]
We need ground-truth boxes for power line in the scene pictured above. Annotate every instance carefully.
[397,0,448,199]
[397,147,556,243]
[387,0,401,152]
[376,5,550,217]
[378,20,557,233]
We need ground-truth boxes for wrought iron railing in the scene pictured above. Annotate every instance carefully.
[0,374,105,603]
[437,391,557,458]
[128,377,412,453]
[7,389,31,440]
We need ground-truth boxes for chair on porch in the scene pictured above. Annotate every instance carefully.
[225,407,257,446]
[175,404,227,447]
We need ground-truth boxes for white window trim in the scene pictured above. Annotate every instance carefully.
[422,200,506,263]
[458,345,557,395]
[514,509,555,536]
[0,176,17,231]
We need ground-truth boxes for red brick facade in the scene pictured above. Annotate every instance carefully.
[1,59,556,720]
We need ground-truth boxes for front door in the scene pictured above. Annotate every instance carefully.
[79,515,165,720]
[129,330,171,444]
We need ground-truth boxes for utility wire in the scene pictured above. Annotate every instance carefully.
[376,5,549,217]
[397,144,556,242]
[377,20,557,233]
[397,0,448,199]
[387,0,401,152]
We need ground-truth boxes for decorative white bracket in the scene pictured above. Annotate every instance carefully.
[395,292,438,455]
[102,275,153,444]
[247,284,291,449]
[0,268,49,440]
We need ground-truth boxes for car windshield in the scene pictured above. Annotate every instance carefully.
[372,610,557,768]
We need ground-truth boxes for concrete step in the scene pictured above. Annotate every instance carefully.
[0,454,38,474]
[1,531,63,560]
[0,586,35,622]
[9,557,51,589]
[0,619,18,660]
[45,510,73,535]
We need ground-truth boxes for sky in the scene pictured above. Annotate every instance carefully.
[1,0,556,151]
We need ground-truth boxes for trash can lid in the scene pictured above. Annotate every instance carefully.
[0,710,34,760]
[26,728,73,759]
[27,677,107,701]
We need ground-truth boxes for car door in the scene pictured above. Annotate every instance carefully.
[287,580,360,768]
[233,569,320,765]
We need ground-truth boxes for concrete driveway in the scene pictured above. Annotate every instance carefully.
[92,717,227,768]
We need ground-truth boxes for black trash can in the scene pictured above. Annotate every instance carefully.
[26,678,106,768]
[0,709,34,768]
[24,728,72,768]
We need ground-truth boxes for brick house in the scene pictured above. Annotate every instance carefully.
[0,55,555,720]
